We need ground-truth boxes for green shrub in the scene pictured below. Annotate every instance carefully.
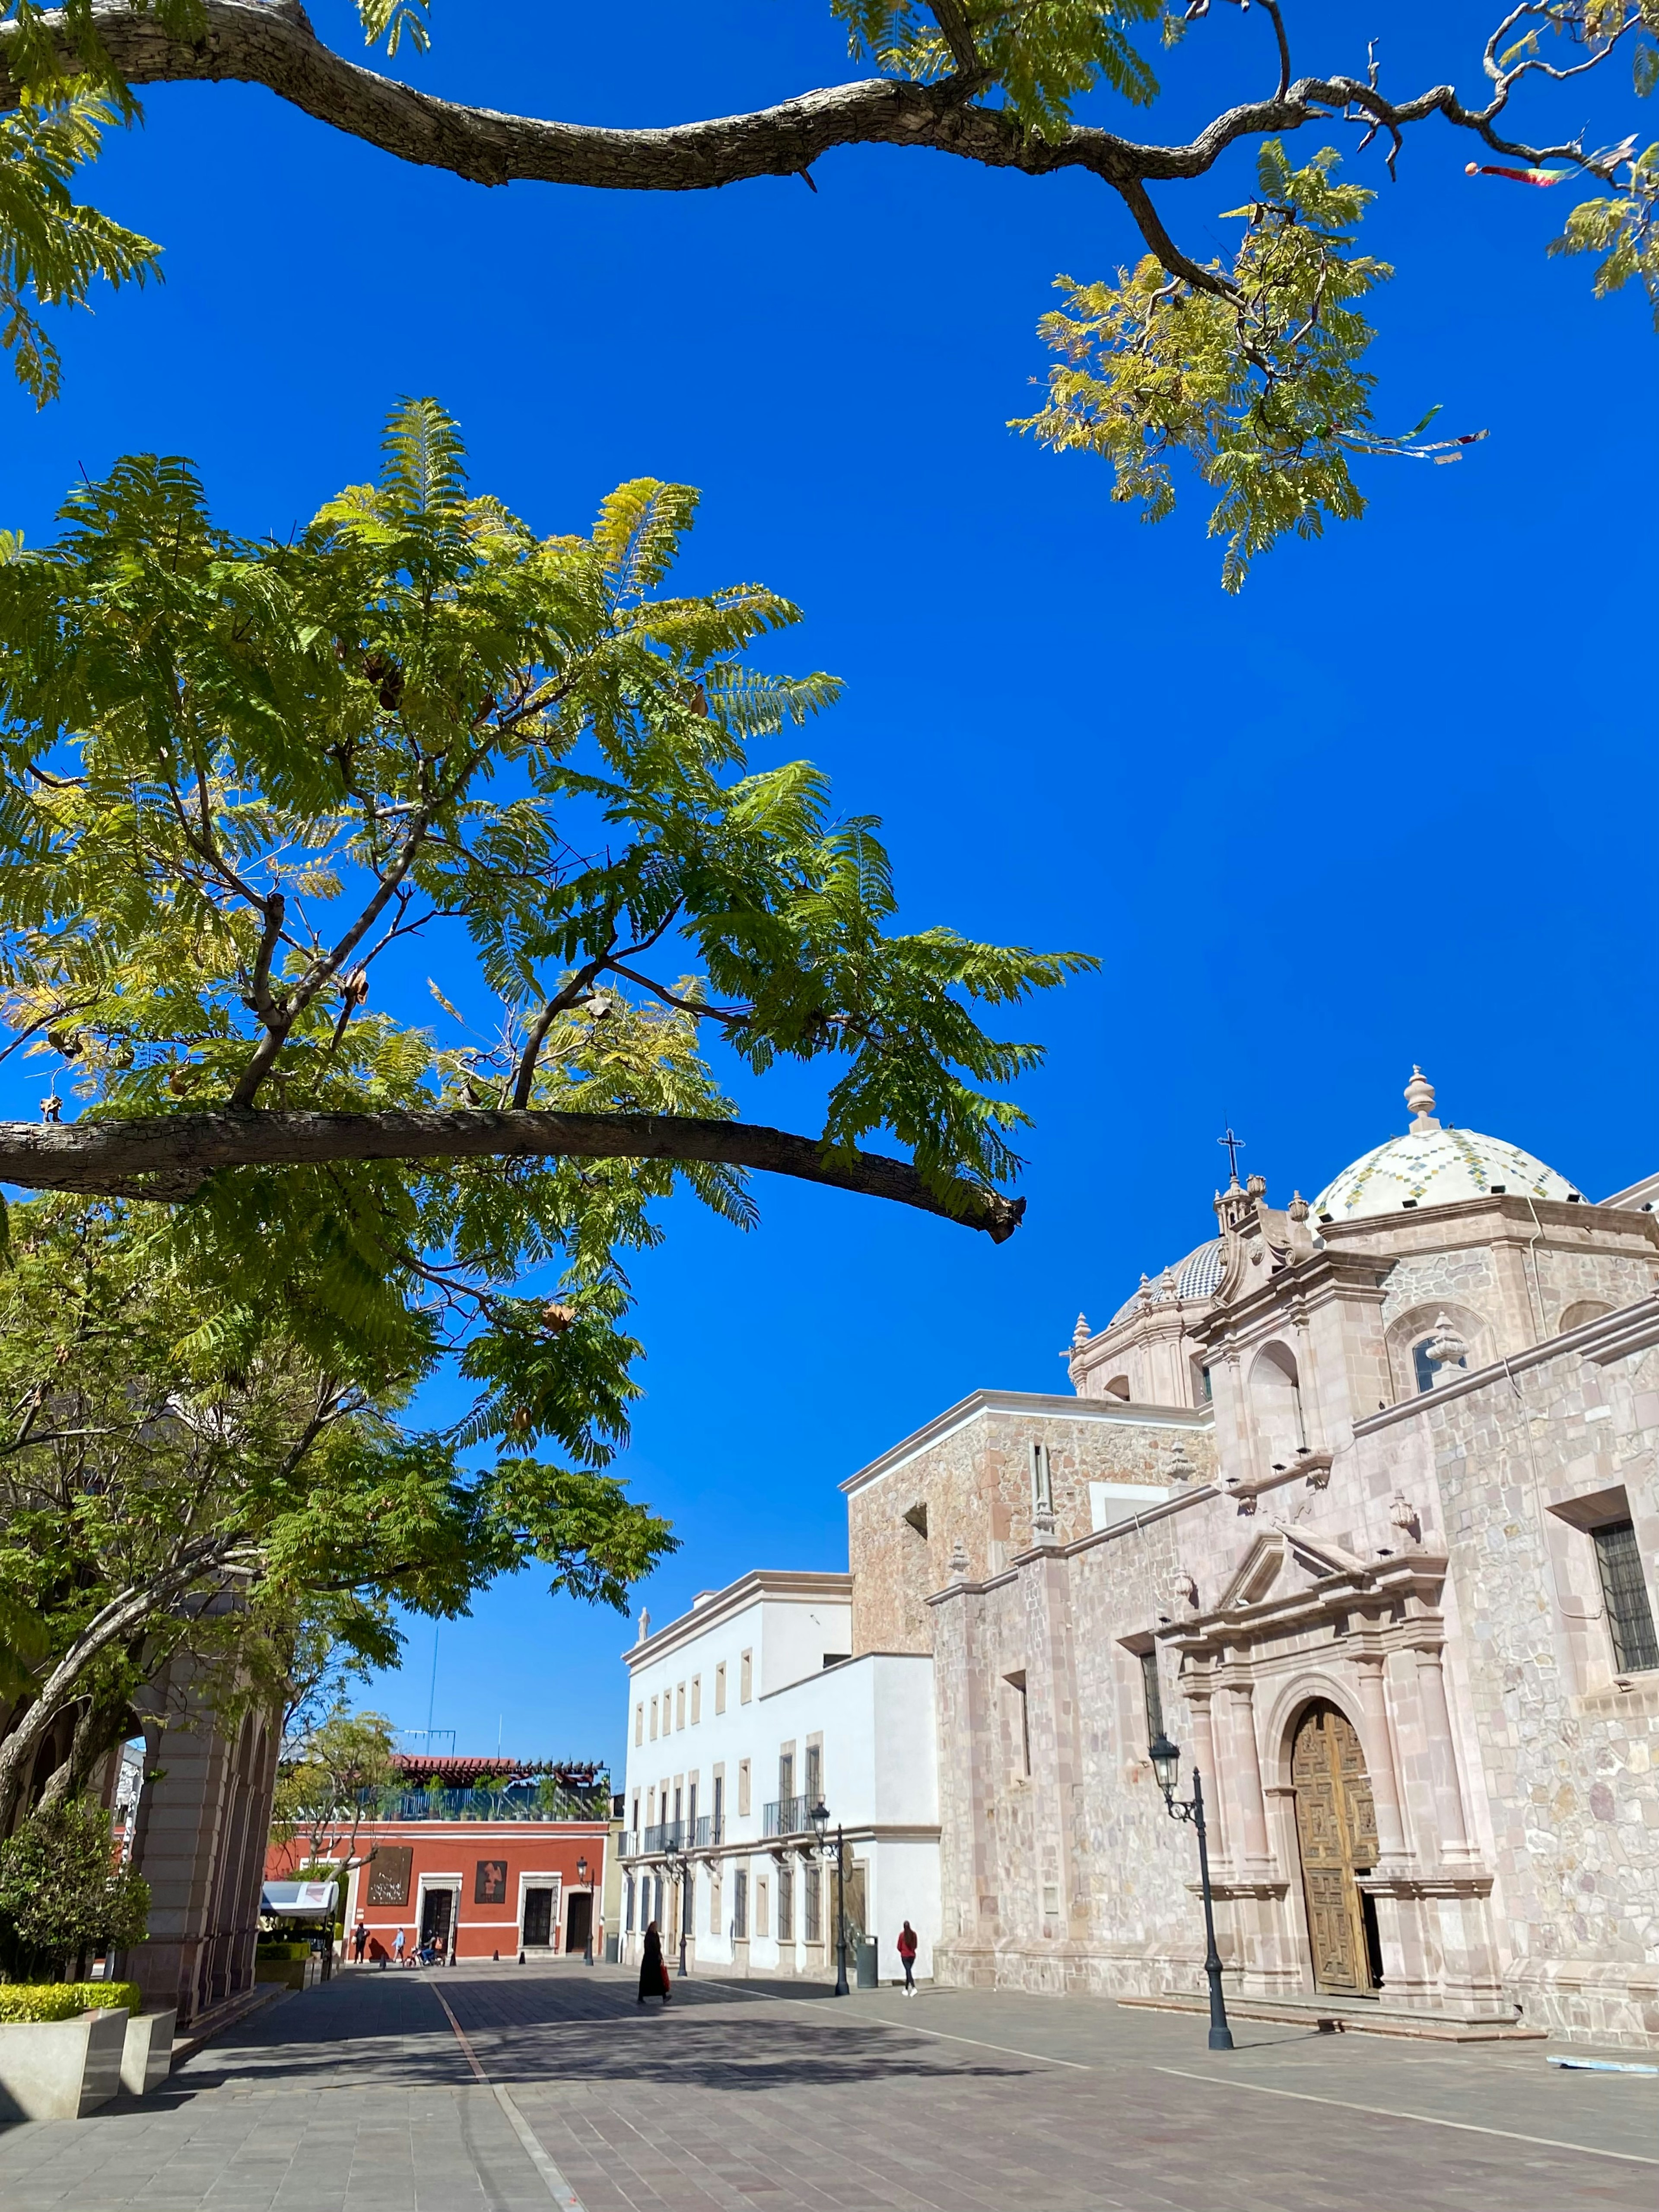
[0,1980,141,2022]
[254,1940,312,1961]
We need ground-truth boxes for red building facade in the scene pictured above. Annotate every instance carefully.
[266,1756,611,1962]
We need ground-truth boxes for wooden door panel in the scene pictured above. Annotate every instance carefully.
[1292,1703,1375,1996]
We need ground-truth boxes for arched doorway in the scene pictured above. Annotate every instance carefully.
[1291,1701,1382,1996]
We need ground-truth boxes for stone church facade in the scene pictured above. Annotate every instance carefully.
[841,1071,1659,2045]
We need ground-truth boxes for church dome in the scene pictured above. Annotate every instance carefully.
[1110,1236,1225,1324]
[1310,1067,1578,1223]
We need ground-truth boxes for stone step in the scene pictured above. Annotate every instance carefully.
[1118,1990,1548,2042]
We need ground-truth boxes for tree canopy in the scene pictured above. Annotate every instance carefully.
[1,3,1656,580]
[0,1189,674,1834]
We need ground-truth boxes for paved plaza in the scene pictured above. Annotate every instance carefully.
[1,1965,1655,2212]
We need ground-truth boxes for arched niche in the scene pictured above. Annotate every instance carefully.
[1249,1339,1307,1463]
[1384,1301,1488,1402]
[1558,1298,1614,1336]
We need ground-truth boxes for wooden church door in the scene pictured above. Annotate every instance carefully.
[1291,1702,1381,1996]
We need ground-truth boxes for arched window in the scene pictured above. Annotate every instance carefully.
[1103,1374,1131,1402]
[1251,1342,1307,1460]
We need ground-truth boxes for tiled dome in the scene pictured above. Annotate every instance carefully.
[1110,1237,1225,1325]
[1310,1067,1577,1222]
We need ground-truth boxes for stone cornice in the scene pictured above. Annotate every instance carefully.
[1164,1549,1449,1658]
[623,1569,853,1671]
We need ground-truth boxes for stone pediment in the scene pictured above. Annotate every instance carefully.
[1217,1525,1368,1614]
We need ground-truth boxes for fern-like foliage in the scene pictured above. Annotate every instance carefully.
[1014,145,1485,590]
[831,0,1163,135]
[1548,140,1659,323]
[357,0,431,57]
[0,398,1089,1464]
[0,86,160,405]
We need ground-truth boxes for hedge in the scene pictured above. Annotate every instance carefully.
[0,1981,142,2023]
[254,1940,314,1961]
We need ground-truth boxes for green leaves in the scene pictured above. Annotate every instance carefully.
[1548,142,1659,324]
[1014,144,1483,590]
[357,0,431,59]
[830,2,1163,134]
[0,86,161,405]
[0,1798,150,1978]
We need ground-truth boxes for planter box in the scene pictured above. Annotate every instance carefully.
[120,2007,177,2097]
[254,1957,318,1992]
[0,2008,127,2121]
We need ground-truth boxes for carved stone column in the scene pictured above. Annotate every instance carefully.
[1184,1676,1226,1866]
[1222,1682,1273,1871]
[1412,1642,1475,1861]
[1350,1654,1410,1867]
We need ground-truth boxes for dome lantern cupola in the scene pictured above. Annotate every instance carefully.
[1310,1067,1578,1223]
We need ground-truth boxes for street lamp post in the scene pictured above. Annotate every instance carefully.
[1147,1731,1233,2052]
[809,1799,850,1998]
[576,1855,594,1965]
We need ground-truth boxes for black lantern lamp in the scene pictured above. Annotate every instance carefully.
[1148,1731,1233,2052]
[1148,1733,1181,1801]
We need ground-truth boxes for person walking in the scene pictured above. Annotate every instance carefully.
[896,1921,918,1996]
[637,1921,671,2006]
[393,1926,406,1968]
[352,1920,369,1964]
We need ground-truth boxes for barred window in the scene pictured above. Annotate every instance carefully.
[1592,1520,1659,1674]
[804,1866,822,1943]
[733,1868,749,1939]
[1139,1646,1165,1746]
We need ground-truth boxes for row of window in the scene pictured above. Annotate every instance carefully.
[626,1859,826,1943]
[632,1741,829,1839]
[635,1649,754,1747]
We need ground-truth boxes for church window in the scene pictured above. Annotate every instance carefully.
[778,1863,794,1941]
[738,1760,751,1816]
[733,1868,749,1939]
[634,1702,643,1747]
[740,1649,753,1703]
[1004,1672,1030,1777]
[804,1866,822,1943]
[1560,1300,1614,1334]
[690,1674,701,1723]
[1104,1376,1131,1401]
[1138,1647,1166,1748]
[715,1662,727,1714]
[903,1501,928,1537]
[1592,1521,1659,1673]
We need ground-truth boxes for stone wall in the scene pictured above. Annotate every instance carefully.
[846,1397,1214,1661]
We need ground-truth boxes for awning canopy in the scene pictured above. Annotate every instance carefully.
[261,1881,337,1916]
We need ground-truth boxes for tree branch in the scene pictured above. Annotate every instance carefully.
[0,2,1638,290]
[0,1107,1025,1239]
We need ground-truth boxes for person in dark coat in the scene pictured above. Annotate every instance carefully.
[637,1921,671,2005]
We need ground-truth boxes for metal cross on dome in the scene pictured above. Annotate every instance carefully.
[1217,1126,1246,1184]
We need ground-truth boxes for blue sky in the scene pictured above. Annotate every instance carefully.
[7,3,1655,1774]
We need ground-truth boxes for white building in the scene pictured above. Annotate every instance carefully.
[619,1569,940,1982]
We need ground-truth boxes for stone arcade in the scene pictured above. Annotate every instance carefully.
[636,1070,1659,2044]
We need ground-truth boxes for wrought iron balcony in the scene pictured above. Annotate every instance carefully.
[763,1794,812,1839]
[692,1814,723,1849]
[641,1819,686,1855]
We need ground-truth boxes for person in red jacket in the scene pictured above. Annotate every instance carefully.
[896,1921,918,1996]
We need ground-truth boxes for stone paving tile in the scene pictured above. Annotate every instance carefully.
[1,1964,1654,2210]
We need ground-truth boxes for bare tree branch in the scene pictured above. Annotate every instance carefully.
[0,1107,1026,1239]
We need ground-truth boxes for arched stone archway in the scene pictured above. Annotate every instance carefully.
[1289,1701,1382,1997]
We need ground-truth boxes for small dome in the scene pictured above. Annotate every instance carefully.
[1111,1237,1224,1324]
[1311,1067,1576,1222]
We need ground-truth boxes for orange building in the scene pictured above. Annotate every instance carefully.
[267,1757,613,1962]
